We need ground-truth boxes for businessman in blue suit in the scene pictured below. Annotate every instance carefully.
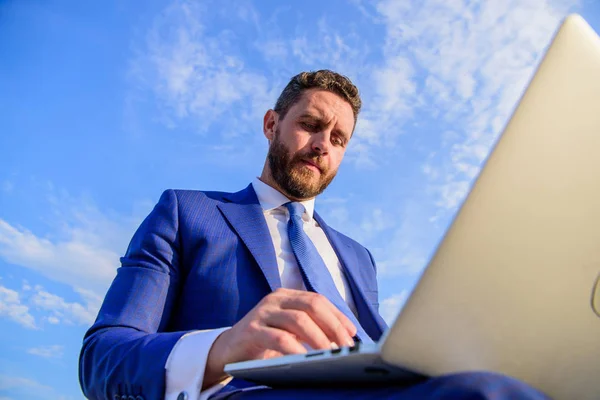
[79,70,549,400]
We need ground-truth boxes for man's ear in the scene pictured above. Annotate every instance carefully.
[263,109,278,142]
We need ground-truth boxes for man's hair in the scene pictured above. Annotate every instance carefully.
[274,70,362,124]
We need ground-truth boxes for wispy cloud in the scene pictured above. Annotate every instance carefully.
[123,0,582,284]
[321,196,437,279]
[252,11,416,168]
[0,285,36,329]
[373,0,579,213]
[130,0,274,137]
[348,53,417,168]
[0,375,52,391]
[26,345,64,359]
[0,184,142,332]
[380,290,409,324]
[30,286,100,326]
[320,202,395,247]
[0,281,101,328]
[0,186,142,295]
[0,220,118,293]
[0,374,56,400]
[373,200,439,277]
[328,0,582,280]
[254,39,288,61]
[289,17,370,76]
[130,0,423,169]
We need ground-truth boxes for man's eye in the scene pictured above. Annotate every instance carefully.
[302,122,316,130]
[332,137,344,146]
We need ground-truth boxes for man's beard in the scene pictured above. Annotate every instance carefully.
[267,129,337,200]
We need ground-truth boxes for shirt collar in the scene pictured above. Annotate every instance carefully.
[252,177,315,220]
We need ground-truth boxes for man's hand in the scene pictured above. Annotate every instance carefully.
[203,288,357,388]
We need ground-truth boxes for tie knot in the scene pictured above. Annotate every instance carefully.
[285,202,305,219]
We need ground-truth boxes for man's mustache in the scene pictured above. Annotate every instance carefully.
[293,152,325,172]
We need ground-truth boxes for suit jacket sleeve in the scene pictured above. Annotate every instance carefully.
[79,189,191,400]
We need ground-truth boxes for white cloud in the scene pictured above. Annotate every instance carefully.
[0,375,55,400]
[371,199,440,277]
[0,188,142,295]
[372,55,416,112]
[321,203,395,247]
[0,285,36,329]
[0,375,52,391]
[320,198,435,278]
[131,0,273,135]
[0,219,119,293]
[435,180,471,210]
[126,0,580,179]
[234,1,261,28]
[27,345,64,359]
[255,39,288,61]
[380,290,409,325]
[0,276,102,328]
[0,280,100,328]
[347,53,417,167]
[290,17,368,74]
[0,185,145,332]
[30,286,99,326]
[373,0,579,211]
[250,11,393,168]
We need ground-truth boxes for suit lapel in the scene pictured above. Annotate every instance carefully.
[218,185,281,291]
[314,212,386,341]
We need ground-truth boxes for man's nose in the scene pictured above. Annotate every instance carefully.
[311,132,331,155]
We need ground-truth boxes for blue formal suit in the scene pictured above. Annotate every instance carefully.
[79,185,548,400]
[79,185,388,400]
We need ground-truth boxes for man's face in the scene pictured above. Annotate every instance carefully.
[266,89,354,200]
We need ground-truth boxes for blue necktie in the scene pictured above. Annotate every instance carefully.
[285,202,372,343]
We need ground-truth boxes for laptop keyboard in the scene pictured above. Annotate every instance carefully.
[305,340,360,358]
[349,341,361,353]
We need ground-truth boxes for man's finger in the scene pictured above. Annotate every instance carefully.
[323,298,358,338]
[255,325,308,356]
[264,309,332,350]
[280,292,356,347]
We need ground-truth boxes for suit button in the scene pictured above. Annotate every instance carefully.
[113,396,120,400]
[121,396,128,400]
[135,396,144,400]
[128,396,136,400]
[177,392,188,400]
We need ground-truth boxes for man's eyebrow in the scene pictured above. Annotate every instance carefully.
[298,112,351,139]
[298,112,323,120]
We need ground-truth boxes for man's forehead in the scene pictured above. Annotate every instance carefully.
[301,90,349,112]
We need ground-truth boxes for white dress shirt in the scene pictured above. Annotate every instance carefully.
[164,178,357,400]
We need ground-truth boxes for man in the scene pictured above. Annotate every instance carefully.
[79,70,548,400]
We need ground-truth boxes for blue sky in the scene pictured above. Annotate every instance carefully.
[1,0,599,398]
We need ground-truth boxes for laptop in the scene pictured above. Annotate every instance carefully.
[225,14,600,400]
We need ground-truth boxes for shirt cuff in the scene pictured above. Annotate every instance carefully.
[164,327,233,400]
